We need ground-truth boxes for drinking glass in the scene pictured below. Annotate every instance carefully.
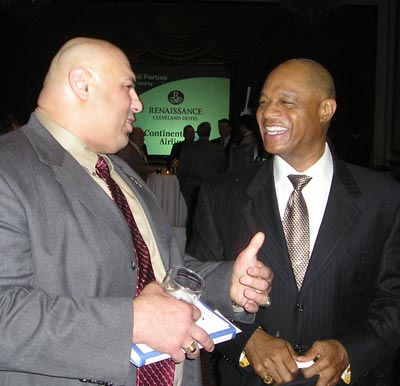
[161,266,205,304]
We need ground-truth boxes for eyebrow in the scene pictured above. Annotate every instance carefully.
[125,76,136,86]
[279,91,296,98]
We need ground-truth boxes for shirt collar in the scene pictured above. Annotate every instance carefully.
[34,110,113,175]
[274,142,333,185]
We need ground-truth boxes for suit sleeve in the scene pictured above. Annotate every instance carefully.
[340,201,400,381]
[187,180,257,365]
[0,172,133,385]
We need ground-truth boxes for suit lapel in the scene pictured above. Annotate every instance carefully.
[300,159,362,293]
[25,118,133,258]
[111,155,170,265]
[240,159,299,296]
[56,157,133,256]
[238,158,363,296]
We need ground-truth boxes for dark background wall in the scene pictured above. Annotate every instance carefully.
[0,0,384,168]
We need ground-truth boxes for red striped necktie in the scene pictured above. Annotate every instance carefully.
[95,155,175,386]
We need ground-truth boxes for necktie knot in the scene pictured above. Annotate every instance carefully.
[95,155,112,182]
[288,174,312,192]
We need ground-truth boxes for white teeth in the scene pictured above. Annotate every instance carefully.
[265,126,287,135]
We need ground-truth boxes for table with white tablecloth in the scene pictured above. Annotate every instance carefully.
[147,173,187,250]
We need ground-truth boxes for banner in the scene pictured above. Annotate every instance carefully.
[133,64,231,156]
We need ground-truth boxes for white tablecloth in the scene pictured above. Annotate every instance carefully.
[147,173,187,228]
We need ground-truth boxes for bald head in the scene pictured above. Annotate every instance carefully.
[36,37,143,154]
[272,58,336,101]
[40,37,129,105]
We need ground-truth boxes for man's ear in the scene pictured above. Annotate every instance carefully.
[69,66,91,101]
[319,99,337,123]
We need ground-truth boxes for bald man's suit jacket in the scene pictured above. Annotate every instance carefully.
[188,157,400,386]
[0,115,236,386]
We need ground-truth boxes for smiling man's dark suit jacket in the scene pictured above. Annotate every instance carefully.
[0,115,240,386]
[188,156,400,386]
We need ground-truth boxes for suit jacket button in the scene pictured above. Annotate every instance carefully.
[131,261,136,270]
[296,303,304,311]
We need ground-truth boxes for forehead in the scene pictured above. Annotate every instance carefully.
[264,64,308,92]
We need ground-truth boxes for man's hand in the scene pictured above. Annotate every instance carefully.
[244,328,299,384]
[297,339,349,386]
[132,282,214,362]
[230,232,273,313]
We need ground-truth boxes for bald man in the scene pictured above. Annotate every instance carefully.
[188,59,400,386]
[0,37,273,386]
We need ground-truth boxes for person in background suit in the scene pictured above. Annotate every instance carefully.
[167,124,195,170]
[177,121,226,244]
[0,110,21,135]
[188,58,400,386]
[0,37,274,386]
[227,114,262,172]
[211,118,234,158]
[117,126,154,181]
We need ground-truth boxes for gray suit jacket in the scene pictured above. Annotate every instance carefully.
[189,157,400,386]
[0,115,237,386]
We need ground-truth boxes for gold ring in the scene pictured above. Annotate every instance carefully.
[262,373,274,384]
[260,298,271,308]
[182,341,197,354]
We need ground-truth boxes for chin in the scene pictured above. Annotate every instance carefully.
[119,138,130,151]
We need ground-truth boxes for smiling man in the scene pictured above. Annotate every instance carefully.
[188,58,400,386]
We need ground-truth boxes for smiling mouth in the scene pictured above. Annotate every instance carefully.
[264,125,288,136]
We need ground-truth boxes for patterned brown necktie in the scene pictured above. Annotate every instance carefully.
[282,174,312,290]
[95,155,175,386]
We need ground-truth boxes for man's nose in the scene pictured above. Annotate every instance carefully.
[131,90,143,113]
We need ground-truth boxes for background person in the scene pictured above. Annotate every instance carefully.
[117,126,155,182]
[227,114,262,172]
[167,124,195,171]
[211,118,234,158]
[177,121,226,244]
[0,109,21,135]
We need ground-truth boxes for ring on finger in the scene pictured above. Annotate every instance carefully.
[260,297,272,308]
[182,341,198,354]
[262,373,274,384]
